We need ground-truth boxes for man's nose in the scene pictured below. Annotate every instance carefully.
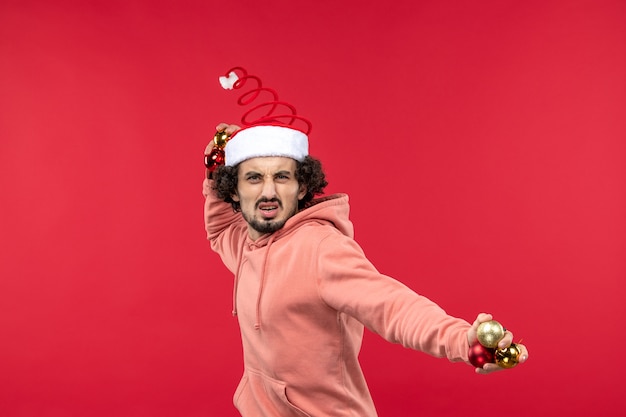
[260,178,277,198]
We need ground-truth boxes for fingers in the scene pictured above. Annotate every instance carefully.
[475,363,503,375]
[206,123,242,154]
[215,123,241,136]
[517,343,529,364]
[472,313,493,328]
[498,330,514,349]
[468,313,493,344]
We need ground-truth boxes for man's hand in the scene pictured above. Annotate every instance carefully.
[205,123,241,154]
[467,313,529,375]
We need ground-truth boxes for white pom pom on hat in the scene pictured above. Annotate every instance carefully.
[218,67,312,166]
[219,71,238,90]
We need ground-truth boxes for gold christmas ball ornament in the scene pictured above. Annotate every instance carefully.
[213,130,230,148]
[495,343,522,368]
[476,320,505,348]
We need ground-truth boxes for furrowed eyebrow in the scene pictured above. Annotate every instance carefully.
[274,170,293,177]
[242,169,293,179]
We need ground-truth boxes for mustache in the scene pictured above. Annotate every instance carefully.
[255,197,283,209]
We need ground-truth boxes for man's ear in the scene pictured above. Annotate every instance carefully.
[297,185,307,201]
[231,191,240,202]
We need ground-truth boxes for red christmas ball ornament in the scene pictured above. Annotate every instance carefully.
[204,148,225,172]
[468,342,496,368]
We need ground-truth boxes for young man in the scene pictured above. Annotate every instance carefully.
[203,122,528,417]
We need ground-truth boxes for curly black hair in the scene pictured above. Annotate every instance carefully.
[212,156,328,211]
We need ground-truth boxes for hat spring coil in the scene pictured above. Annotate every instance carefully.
[223,66,312,135]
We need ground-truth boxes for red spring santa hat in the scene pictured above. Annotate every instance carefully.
[218,67,312,167]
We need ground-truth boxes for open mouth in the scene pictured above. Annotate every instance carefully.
[257,201,280,219]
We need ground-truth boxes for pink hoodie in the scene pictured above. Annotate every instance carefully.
[203,178,471,417]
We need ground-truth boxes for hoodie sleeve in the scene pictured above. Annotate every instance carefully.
[203,178,247,272]
[315,231,471,363]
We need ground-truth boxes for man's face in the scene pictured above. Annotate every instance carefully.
[233,156,306,240]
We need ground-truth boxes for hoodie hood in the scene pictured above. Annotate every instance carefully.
[252,193,353,247]
[232,193,353,328]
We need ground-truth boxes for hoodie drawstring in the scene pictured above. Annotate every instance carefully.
[254,234,276,330]
[232,241,246,317]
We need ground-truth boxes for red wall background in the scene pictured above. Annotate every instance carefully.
[1,0,625,416]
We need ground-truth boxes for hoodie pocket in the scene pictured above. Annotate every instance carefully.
[235,369,312,417]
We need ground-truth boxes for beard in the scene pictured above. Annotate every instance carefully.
[246,217,289,235]
[242,197,298,236]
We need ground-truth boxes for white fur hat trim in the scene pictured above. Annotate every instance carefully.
[225,125,309,166]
